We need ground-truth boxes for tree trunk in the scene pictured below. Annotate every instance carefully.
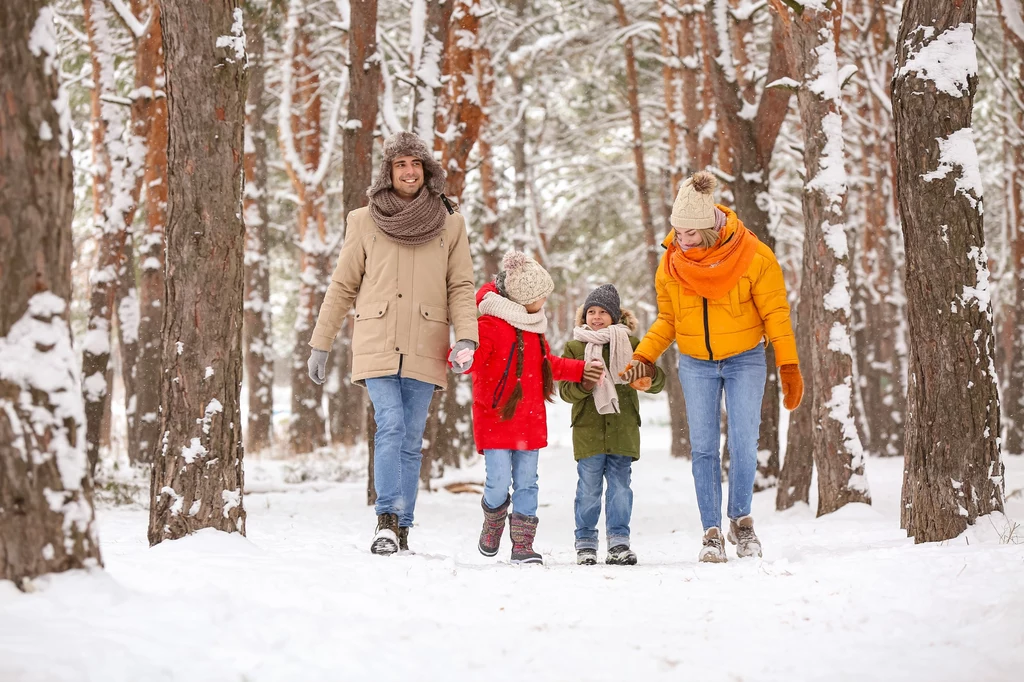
[332,0,380,449]
[410,0,454,144]
[0,0,103,585]
[774,0,870,515]
[892,0,1004,541]
[132,0,168,465]
[116,239,141,460]
[777,267,814,510]
[243,1,274,454]
[997,0,1024,455]
[701,2,793,484]
[148,0,248,546]
[81,0,145,476]
[281,4,328,454]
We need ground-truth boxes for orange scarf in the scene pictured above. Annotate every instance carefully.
[666,206,759,300]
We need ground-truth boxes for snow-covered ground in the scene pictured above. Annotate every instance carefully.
[3,398,1024,682]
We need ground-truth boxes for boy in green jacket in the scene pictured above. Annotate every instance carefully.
[560,284,666,565]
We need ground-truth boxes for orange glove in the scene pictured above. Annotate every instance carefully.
[779,364,803,410]
[630,377,653,392]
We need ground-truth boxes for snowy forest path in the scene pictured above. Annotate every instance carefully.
[2,402,1023,681]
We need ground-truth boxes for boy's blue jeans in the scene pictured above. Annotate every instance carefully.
[482,449,539,516]
[574,454,634,550]
[678,344,767,531]
[364,374,435,527]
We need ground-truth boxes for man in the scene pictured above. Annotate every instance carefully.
[307,131,478,555]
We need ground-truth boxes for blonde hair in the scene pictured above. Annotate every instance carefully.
[678,227,719,250]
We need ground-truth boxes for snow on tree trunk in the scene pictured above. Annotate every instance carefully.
[774,0,871,515]
[131,0,168,465]
[0,1,103,585]
[331,0,381,448]
[148,0,248,545]
[892,0,1004,541]
[81,0,146,476]
[116,239,141,460]
[997,0,1024,455]
[410,0,454,146]
[701,2,794,486]
[280,1,333,455]
[242,1,274,455]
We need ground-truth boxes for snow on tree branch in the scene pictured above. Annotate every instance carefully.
[897,23,977,97]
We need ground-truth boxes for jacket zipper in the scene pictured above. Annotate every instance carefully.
[702,297,714,361]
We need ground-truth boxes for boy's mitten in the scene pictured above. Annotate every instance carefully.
[619,356,656,383]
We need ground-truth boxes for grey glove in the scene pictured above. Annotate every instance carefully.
[447,339,477,373]
[307,349,329,385]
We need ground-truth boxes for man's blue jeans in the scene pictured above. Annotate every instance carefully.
[678,344,767,531]
[365,374,435,527]
[574,454,634,550]
[482,449,539,516]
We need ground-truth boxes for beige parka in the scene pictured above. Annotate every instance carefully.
[308,206,478,390]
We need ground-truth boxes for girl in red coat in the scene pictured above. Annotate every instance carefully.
[452,251,603,564]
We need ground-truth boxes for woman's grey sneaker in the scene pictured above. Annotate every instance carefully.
[698,526,728,563]
[479,495,510,557]
[605,544,637,565]
[509,513,543,564]
[371,513,399,556]
[727,516,762,558]
[576,547,598,565]
[398,526,410,552]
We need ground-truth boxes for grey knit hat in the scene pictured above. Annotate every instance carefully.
[367,131,446,198]
[499,250,553,305]
[583,284,621,323]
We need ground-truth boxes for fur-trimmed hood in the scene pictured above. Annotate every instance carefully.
[575,305,638,333]
[367,131,446,198]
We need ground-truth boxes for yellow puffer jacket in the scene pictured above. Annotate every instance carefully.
[634,207,797,367]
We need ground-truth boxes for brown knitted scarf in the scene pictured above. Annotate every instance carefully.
[369,188,448,246]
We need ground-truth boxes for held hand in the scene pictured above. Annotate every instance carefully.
[619,358,655,383]
[307,349,329,385]
[629,377,653,392]
[581,360,605,389]
[779,364,804,410]
[448,339,477,374]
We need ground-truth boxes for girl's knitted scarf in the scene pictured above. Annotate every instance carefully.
[477,291,548,334]
[573,324,632,415]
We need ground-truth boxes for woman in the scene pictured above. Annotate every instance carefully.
[620,171,803,563]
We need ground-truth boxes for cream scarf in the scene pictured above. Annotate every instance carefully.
[573,324,632,415]
[477,292,548,334]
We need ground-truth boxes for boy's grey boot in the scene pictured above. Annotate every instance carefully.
[605,544,637,565]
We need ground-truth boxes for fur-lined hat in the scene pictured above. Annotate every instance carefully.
[575,304,638,333]
[367,131,446,198]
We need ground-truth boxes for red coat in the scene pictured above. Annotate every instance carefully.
[462,283,585,453]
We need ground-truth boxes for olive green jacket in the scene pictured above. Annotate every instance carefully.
[559,319,666,461]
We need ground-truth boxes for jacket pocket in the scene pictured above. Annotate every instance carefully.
[416,303,450,360]
[353,300,388,355]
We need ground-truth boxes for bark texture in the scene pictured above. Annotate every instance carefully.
[148,0,248,545]
[892,0,1004,541]
[0,1,103,584]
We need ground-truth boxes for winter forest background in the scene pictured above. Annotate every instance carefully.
[2,0,1024,680]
